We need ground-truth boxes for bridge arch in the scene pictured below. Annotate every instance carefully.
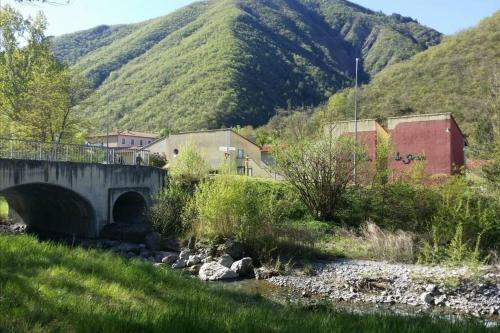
[112,191,148,224]
[0,183,97,237]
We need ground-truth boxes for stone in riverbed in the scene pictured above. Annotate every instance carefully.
[434,294,447,306]
[420,292,434,305]
[218,254,234,268]
[179,249,192,261]
[161,254,179,265]
[199,262,238,281]
[231,257,254,278]
[172,259,186,269]
[187,255,201,267]
[217,240,245,260]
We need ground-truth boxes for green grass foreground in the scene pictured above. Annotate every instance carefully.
[0,235,495,333]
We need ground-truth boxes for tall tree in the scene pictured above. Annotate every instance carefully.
[0,6,86,142]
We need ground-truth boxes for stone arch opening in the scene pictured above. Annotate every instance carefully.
[112,191,147,224]
[0,183,96,237]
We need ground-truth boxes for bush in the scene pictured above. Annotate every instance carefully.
[189,175,316,260]
[149,143,208,237]
[149,182,190,237]
[337,182,437,232]
[418,177,500,265]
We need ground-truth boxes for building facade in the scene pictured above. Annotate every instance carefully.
[146,129,278,178]
[327,113,466,178]
[90,130,159,149]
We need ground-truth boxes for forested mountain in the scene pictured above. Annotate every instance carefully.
[52,0,441,132]
[357,11,500,152]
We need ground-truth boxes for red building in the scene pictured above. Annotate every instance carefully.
[327,113,467,178]
[388,113,466,176]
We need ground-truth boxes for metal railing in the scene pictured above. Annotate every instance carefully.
[0,138,151,166]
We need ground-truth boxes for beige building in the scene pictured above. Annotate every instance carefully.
[90,130,159,149]
[146,129,278,178]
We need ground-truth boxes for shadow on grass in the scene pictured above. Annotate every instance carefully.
[0,234,495,333]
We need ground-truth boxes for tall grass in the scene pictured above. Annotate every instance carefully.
[0,197,8,223]
[361,221,415,263]
[0,234,493,333]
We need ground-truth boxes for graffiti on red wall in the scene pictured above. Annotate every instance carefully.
[394,152,426,165]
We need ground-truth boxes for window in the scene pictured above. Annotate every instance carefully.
[237,149,245,159]
[173,148,179,156]
[140,140,143,146]
[131,139,135,145]
[122,138,126,145]
[148,140,151,144]
[237,166,245,175]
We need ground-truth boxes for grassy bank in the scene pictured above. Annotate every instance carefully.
[0,235,494,333]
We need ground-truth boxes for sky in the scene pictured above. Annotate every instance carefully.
[2,0,499,37]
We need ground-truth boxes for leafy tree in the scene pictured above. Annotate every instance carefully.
[0,6,87,142]
[274,130,365,222]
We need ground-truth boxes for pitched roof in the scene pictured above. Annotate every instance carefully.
[92,130,159,139]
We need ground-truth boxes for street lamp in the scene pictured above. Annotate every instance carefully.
[353,58,359,185]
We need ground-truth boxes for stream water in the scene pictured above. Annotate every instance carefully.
[214,279,500,328]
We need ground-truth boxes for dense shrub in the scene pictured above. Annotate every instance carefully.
[418,177,500,265]
[336,182,438,232]
[188,175,316,259]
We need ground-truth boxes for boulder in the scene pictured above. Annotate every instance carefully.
[179,249,192,261]
[154,251,178,262]
[145,232,162,251]
[425,284,438,295]
[186,264,202,275]
[172,259,186,269]
[420,292,434,305]
[218,254,234,268]
[101,223,152,243]
[231,257,254,278]
[199,262,238,281]
[187,255,201,267]
[202,256,214,264]
[434,294,447,306]
[218,240,244,260]
[162,255,179,265]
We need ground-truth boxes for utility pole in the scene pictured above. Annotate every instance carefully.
[353,58,359,186]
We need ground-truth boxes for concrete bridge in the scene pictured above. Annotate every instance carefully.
[0,158,166,238]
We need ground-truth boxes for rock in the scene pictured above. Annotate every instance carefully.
[153,263,165,268]
[172,259,186,269]
[301,291,310,298]
[218,254,234,268]
[154,251,178,262]
[202,256,214,264]
[199,262,238,281]
[425,284,438,295]
[162,239,181,252]
[162,255,179,265]
[179,249,192,261]
[186,264,202,275]
[187,255,201,267]
[218,240,245,260]
[101,223,152,243]
[231,257,254,278]
[420,292,434,305]
[254,267,278,280]
[145,232,162,251]
[434,294,447,306]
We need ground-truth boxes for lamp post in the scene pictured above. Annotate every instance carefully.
[353,58,359,186]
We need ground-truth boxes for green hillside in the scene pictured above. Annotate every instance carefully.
[52,0,441,132]
[357,11,500,152]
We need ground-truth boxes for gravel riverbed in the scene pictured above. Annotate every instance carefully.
[269,259,500,319]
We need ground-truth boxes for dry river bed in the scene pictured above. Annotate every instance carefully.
[267,259,500,320]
